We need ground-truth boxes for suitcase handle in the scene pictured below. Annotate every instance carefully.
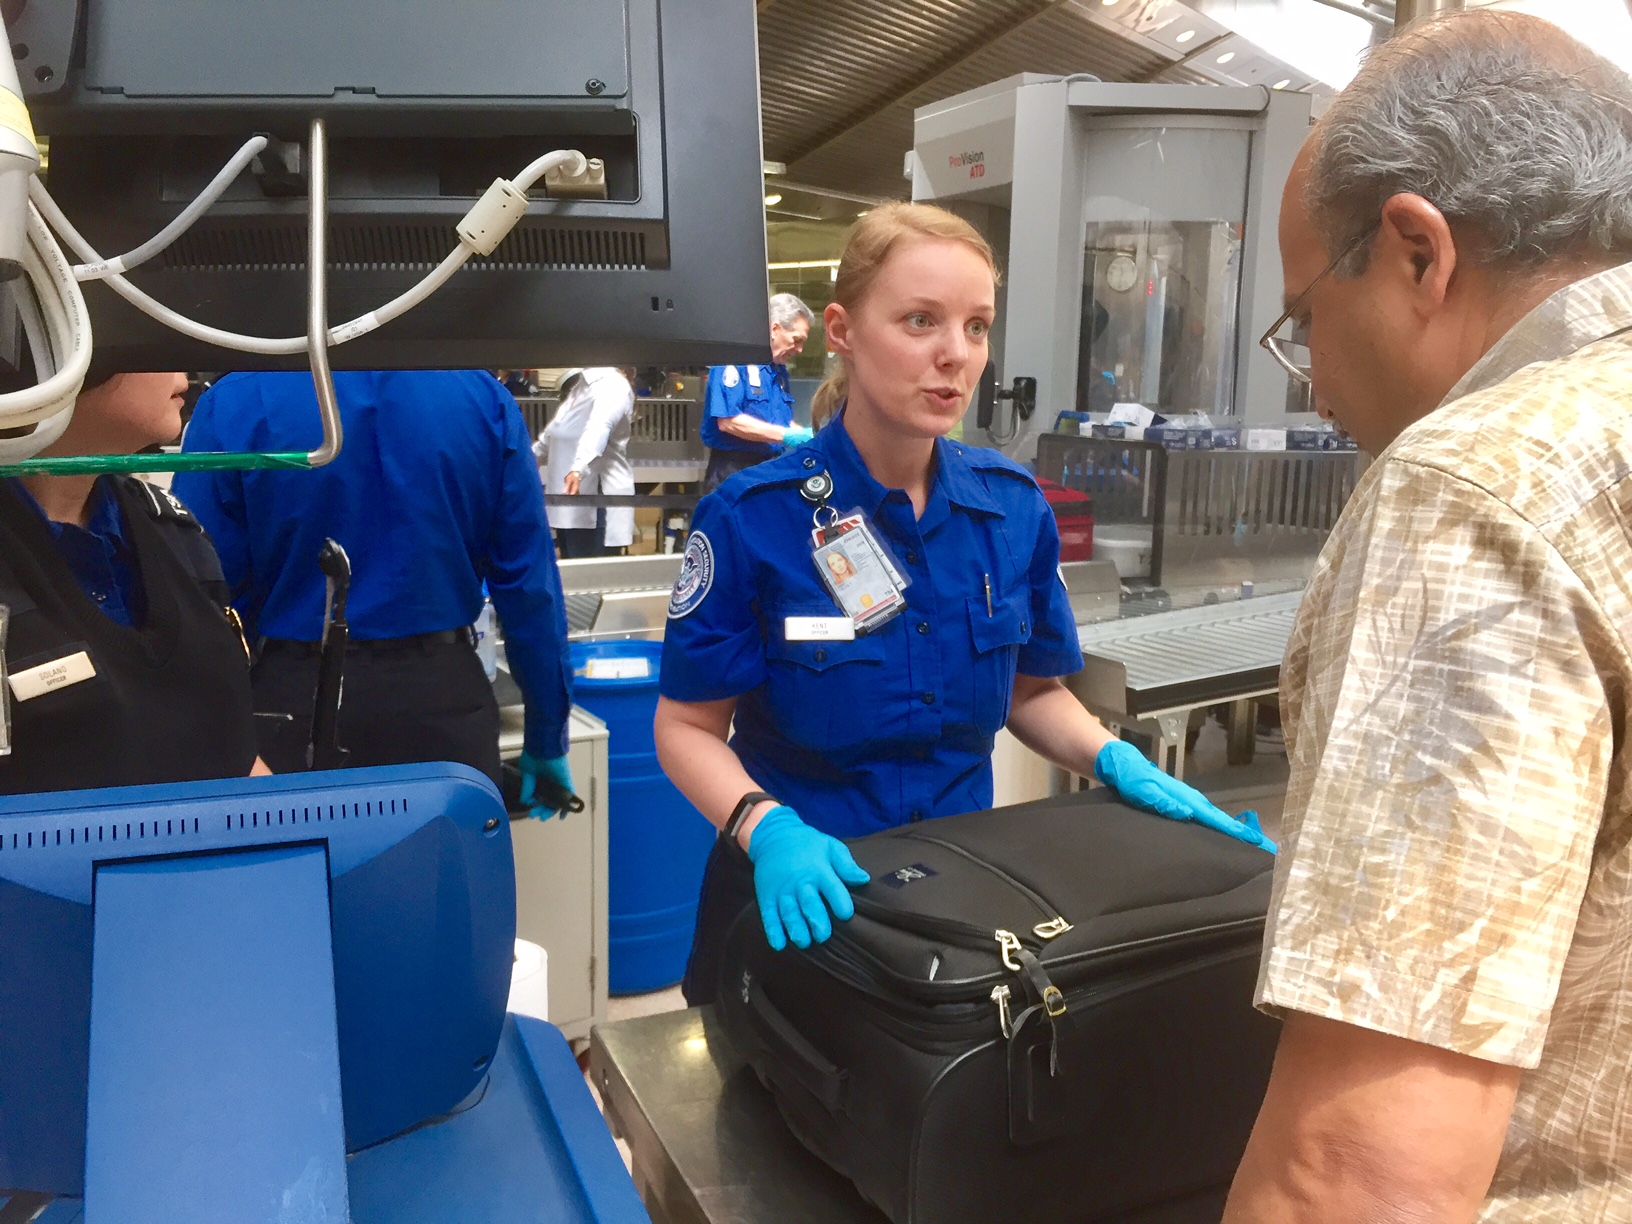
[746,979,848,1113]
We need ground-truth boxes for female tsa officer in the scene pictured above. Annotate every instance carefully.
[656,203,1272,1004]
[0,371,264,794]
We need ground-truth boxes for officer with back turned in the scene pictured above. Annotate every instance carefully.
[174,369,574,817]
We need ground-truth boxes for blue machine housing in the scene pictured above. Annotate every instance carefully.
[0,764,515,1198]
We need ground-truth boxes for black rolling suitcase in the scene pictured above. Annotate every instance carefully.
[714,791,1280,1224]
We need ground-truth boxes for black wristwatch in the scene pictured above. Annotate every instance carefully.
[725,791,778,845]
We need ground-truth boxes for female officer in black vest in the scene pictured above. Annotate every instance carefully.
[0,371,263,794]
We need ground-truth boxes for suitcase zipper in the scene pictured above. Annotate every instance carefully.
[898,829,1074,941]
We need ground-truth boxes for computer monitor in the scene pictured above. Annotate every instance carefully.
[14,0,771,371]
[0,763,514,1199]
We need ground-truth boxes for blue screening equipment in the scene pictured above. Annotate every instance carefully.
[0,764,648,1224]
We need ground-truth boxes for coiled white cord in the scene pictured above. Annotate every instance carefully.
[0,138,588,458]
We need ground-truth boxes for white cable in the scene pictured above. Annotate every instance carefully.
[73,135,269,282]
[32,146,587,355]
[0,138,586,458]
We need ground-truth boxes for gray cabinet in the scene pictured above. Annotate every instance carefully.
[500,706,610,1044]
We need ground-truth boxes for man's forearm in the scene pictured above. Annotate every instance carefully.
[717,413,788,445]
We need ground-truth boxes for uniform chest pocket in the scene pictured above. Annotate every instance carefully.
[967,593,1032,735]
[764,611,889,750]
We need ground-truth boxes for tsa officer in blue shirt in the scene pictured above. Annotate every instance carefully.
[174,370,574,813]
[656,204,1274,1004]
[700,293,817,492]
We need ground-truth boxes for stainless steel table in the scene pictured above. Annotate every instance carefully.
[1067,591,1303,779]
[591,1007,888,1224]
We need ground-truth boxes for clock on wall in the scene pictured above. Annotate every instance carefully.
[1105,253,1138,293]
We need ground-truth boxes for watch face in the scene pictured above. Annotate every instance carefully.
[1106,254,1138,293]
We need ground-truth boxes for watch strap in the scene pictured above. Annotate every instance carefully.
[725,791,778,843]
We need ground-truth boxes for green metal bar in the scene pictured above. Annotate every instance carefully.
[0,451,313,477]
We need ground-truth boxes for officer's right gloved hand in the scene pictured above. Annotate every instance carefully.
[517,751,575,820]
[746,805,871,951]
[782,425,815,448]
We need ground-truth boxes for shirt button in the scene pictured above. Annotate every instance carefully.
[917,621,930,635]
[813,648,827,663]
[921,691,936,705]
[909,810,925,823]
[1020,622,1028,634]
[906,550,919,565]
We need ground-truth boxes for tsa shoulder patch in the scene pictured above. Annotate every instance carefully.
[668,531,716,619]
[721,365,741,388]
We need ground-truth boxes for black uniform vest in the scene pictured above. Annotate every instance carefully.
[0,476,257,795]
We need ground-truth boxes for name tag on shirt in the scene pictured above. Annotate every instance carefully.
[10,651,96,701]
[784,616,856,643]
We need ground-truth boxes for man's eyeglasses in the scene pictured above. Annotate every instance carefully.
[1259,224,1378,387]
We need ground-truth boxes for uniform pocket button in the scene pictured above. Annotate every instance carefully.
[905,550,919,565]
[921,691,936,705]
[917,621,930,635]
[813,648,827,663]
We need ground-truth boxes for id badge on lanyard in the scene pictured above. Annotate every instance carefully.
[798,472,910,636]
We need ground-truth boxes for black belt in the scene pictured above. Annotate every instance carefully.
[259,627,477,658]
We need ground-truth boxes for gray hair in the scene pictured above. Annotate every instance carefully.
[1307,11,1632,274]
[768,292,815,330]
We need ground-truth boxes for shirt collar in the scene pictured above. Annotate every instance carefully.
[815,412,1005,519]
[1446,260,1632,404]
[8,475,125,544]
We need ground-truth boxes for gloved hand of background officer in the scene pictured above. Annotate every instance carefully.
[1093,739,1277,853]
[782,425,815,448]
[747,805,871,950]
[517,750,576,820]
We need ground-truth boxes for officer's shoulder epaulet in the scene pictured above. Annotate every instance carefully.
[712,450,812,505]
[953,443,1039,485]
[123,476,207,533]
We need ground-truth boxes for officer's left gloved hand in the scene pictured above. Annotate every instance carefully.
[517,751,576,820]
[782,425,815,448]
[1093,740,1276,853]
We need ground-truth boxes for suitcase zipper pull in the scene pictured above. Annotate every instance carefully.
[995,929,1024,972]
[990,984,1013,1039]
[1033,917,1073,940]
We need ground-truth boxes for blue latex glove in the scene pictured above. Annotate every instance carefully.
[746,806,871,951]
[1094,740,1277,853]
[782,425,815,447]
[517,751,575,820]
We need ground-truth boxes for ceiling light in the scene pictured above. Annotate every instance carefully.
[1215,51,1235,65]
[763,193,783,207]
[1272,79,1291,90]
[1175,29,1196,43]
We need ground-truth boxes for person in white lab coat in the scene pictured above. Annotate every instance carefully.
[535,368,636,558]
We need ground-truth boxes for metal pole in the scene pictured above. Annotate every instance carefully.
[1393,0,1464,27]
[304,116,343,468]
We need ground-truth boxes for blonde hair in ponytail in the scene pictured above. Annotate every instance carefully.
[810,202,1000,427]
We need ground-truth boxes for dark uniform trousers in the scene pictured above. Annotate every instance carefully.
[252,633,502,787]
[681,836,757,1007]
[703,448,773,493]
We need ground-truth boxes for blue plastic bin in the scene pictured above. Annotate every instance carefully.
[569,641,715,994]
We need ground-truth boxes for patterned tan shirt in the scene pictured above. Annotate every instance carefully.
[1259,261,1632,1221]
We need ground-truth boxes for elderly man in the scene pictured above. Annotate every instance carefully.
[1223,12,1632,1222]
[700,292,814,491]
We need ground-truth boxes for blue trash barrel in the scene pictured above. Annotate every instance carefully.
[569,641,715,994]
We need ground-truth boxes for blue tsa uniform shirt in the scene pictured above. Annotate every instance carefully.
[699,363,795,456]
[661,412,1084,839]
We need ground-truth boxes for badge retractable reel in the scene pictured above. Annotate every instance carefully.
[799,472,910,636]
